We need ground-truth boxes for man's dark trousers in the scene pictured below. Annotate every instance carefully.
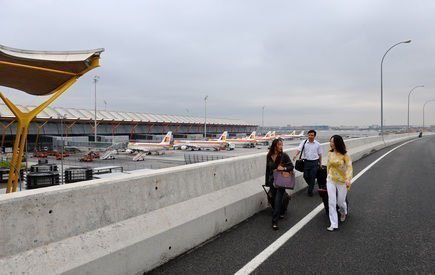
[303,159,319,195]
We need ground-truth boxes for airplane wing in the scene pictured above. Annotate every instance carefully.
[174,143,202,150]
[184,143,202,149]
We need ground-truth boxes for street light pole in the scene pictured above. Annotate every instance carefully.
[204,95,208,138]
[423,100,435,131]
[407,85,424,132]
[262,106,265,130]
[93,75,100,144]
[380,40,411,135]
[60,114,67,184]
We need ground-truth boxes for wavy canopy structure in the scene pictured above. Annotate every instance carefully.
[0,44,104,193]
[0,44,103,95]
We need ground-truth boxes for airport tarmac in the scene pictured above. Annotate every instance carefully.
[0,140,304,192]
[0,135,358,193]
[38,139,302,172]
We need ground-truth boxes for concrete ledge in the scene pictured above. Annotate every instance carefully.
[0,153,267,258]
[0,133,421,274]
[0,178,267,274]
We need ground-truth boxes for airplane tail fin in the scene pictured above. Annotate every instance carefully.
[264,131,271,138]
[127,142,136,149]
[271,131,276,137]
[160,131,173,145]
[290,130,296,135]
[299,130,305,136]
[248,131,256,140]
[218,131,228,141]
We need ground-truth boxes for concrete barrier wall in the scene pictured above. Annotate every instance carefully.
[0,133,419,274]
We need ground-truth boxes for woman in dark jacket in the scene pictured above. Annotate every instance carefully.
[265,138,294,230]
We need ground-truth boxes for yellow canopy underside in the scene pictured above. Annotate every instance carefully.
[0,44,104,96]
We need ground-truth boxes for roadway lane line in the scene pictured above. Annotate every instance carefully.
[234,138,418,275]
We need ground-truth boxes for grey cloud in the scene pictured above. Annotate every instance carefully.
[1,0,435,126]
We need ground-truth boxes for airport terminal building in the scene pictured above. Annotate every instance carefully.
[0,104,257,151]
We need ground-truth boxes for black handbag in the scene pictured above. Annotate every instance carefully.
[295,139,308,172]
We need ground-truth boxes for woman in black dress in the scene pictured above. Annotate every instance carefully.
[265,138,294,230]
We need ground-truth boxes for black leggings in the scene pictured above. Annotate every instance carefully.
[270,186,286,223]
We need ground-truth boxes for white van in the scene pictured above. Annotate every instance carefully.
[226,143,235,151]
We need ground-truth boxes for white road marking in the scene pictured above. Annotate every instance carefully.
[235,138,418,275]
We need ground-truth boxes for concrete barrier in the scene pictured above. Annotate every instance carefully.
[0,133,420,274]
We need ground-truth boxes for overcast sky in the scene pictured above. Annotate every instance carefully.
[1,0,435,127]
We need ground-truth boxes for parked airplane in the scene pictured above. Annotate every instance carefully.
[293,130,305,138]
[226,131,257,148]
[279,130,305,140]
[256,131,276,144]
[173,131,228,151]
[127,131,173,158]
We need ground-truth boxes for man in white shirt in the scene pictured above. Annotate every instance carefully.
[293,130,323,196]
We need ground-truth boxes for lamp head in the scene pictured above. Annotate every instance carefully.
[404,40,412,43]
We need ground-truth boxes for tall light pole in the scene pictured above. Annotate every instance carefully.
[423,100,435,131]
[261,106,265,130]
[93,75,100,144]
[407,85,424,132]
[60,114,67,184]
[380,40,411,135]
[204,95,208,138]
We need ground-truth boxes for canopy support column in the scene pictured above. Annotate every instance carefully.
[35,120,49,148]
[65,119,79,138]
[0,77,77,193]
[1,120,15,149]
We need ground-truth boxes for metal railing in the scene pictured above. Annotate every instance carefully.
[184,153,227,164]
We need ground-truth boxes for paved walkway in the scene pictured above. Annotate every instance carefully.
[149,135,435,274]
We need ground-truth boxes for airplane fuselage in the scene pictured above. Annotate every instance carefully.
[173,140,227,150]
[128,143,172,152]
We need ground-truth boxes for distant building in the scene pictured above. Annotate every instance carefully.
[0,104,257,151]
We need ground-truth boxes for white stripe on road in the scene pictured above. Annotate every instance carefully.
[235,138,418,275]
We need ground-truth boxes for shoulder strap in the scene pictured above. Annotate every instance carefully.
[299,139,308,160]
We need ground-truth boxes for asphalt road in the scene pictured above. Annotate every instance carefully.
[148,135,435,274]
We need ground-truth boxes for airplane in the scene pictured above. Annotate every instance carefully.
[127,132,173,159]
[173,131,228,151]
[226,131,257,148]
[278,130,305,140]
[293,130,305,138]
[256,131,277,145]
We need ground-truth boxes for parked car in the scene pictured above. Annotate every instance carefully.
[79,155,93,162]
[88,151,100,159]
[55,153,69,160]
[33,152,48,158]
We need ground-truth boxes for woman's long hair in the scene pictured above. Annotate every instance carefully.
[267,138,283,160]
[330,135,347,155]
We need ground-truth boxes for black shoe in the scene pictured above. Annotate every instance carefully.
[272,223,279,230]
[279,214,285,219]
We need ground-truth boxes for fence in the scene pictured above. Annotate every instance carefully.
[184,153,227,164]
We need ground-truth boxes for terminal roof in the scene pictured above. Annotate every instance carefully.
[0,104,255,126]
